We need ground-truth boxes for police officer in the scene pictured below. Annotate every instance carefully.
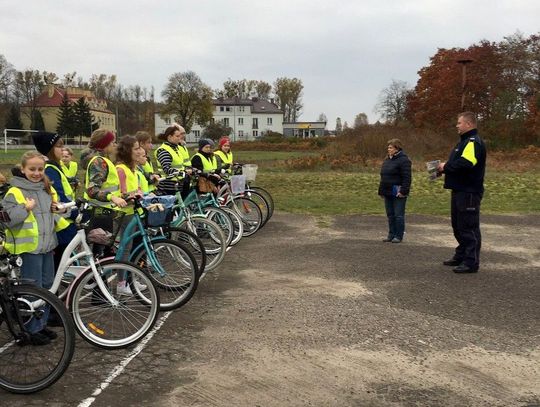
[437,112,486,273]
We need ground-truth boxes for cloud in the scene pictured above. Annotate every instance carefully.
[1,0,539,127]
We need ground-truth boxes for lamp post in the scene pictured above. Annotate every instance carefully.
[457,58,473,110]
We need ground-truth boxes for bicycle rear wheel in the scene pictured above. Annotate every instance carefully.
[68,261,160,349]
[131,238,198,311]
[0,284,75,394]
[248,186,274,220]
[229,196,263,237]
[176,217,227,274]
[159,227,207,277]
[204,207,234,247]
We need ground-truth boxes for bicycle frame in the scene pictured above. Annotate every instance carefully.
[113,213,167,276]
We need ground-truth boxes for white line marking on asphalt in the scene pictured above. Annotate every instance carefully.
[77,311,172,407]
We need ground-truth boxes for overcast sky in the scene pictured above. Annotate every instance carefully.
[1,0,539,129]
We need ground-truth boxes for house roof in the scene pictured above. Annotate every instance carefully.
[214,97,283,114]
[26,85,113,114]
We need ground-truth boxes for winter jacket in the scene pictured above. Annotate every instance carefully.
[1,174,59,254]
[378,150,412,197]
[443,129,486,194]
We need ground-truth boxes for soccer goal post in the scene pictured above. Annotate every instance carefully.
[2,129,40,153]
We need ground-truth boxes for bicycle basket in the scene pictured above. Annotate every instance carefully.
[241,164,258,181]
[141,195,176,227]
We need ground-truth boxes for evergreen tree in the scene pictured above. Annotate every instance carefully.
[74,97,94,137]
[4,105,23,130]
[31,109,45,130]
[56,93,77,142]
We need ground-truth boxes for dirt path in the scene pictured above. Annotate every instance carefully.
[3,212,539,406]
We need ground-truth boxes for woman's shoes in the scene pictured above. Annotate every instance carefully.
[382,237,393,242]
[391,238,402,243]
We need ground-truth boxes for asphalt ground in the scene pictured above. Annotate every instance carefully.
[2,212,540,406]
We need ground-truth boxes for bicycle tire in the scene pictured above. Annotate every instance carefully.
[68,260,160,349]
[175,217,227,274]
[0,284,75,394]
[248,186,274,220]
[228,196,263,237]
[204,207,234,247]
[219,206,243,246]
[130,238,198,311]
[159,227,207,277]
[244,190,270,228]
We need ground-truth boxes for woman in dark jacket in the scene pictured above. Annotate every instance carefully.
[378,138,412,243]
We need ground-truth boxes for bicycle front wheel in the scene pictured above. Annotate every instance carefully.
[0,283,75,394]
[68,261,160,349]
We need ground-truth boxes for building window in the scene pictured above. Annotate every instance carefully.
[252,118,258,129]
[267,117,272,125]
[239,106,245,112]
[253,130,258,138]
[164,117,171,124]
[220,106,224,112]
[210,118,215,124]
[238,130,244,137]
[193,130,200,139]
[226,107,231,111]
[238,117,243,125]
[223,118,229,126]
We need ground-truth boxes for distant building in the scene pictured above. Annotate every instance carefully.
[21,84,116,136]
[283,121,326,138]
[155,97,284,142]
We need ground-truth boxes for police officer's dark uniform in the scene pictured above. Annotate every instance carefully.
[442,128,486,273]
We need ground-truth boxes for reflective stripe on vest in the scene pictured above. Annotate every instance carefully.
[192,153,218,172]
[214,150,233,174]
[61,161,78,178]
[116,163,140,215]
[84,155,120,208]
[46,163,74,201]
[4,187,39,254]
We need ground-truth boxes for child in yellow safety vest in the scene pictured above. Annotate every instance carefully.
[1,150,71,345]
[32,132,78,272]
[61,146,79,191]
[115,135,147,295]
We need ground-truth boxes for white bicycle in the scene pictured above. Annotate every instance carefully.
[48,201,160,349]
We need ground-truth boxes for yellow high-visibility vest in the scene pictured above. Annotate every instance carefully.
[46,163,74,201]
[116,163,140,215]
[4,187,69,254]
[61,161,78,178]
[84,155,120,208]
[214,150,233,174]
[192,153,217,172]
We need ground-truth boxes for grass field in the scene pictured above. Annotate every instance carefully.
[2,149,538,216]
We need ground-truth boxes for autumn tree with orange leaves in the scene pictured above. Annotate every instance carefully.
[405,32,540,147]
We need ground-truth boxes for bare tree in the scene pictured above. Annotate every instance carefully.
[0,55,15,103]
[15,70,45,125]
[317,113,328,123]
[374,79,411,125]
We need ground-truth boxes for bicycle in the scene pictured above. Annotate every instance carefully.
[110,196,200,311]
[0,251,75,394]
[46,200,161,349]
